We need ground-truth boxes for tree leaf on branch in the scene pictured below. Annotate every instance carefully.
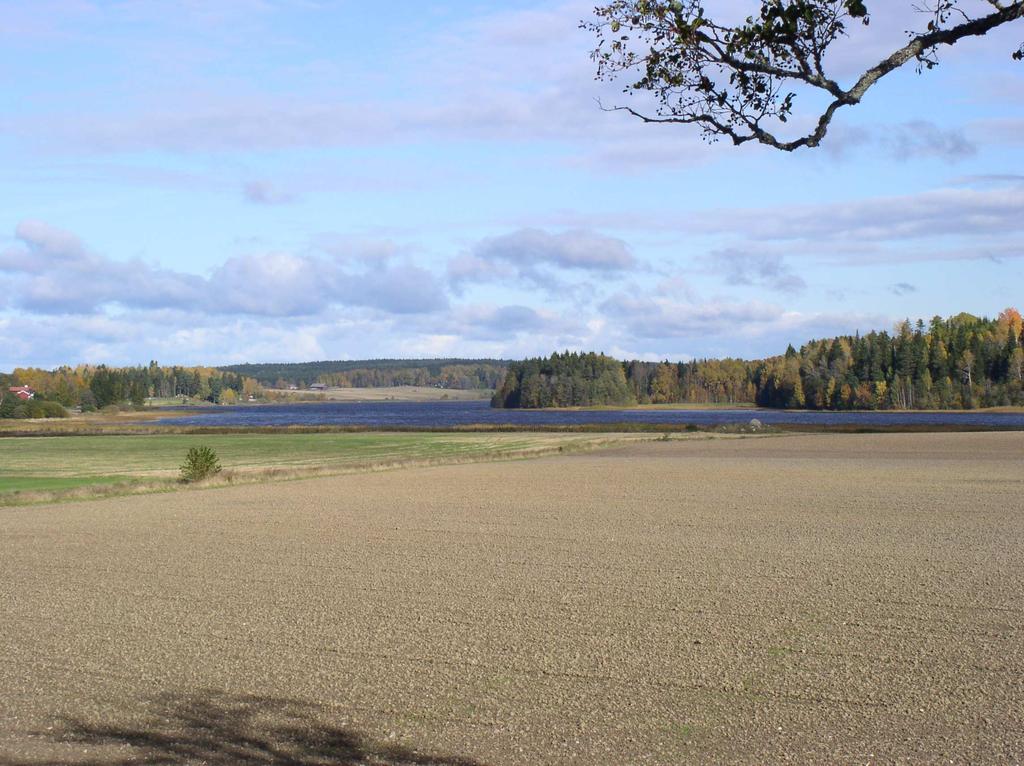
[582,0,1024,151]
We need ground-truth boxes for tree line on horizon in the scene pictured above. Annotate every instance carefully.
[0,363,263,418]
[492,309,1024,410]
[0,359,507,419]
[0,358,507,419]
[5,309,1021,417]
[219,359,507,390]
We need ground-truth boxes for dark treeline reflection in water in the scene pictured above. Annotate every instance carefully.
[155,400,1024,430]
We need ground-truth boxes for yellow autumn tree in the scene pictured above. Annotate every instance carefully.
[649,363,680,404]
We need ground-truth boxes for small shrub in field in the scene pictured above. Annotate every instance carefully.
[180,446,222,482]
[37,401,70,418]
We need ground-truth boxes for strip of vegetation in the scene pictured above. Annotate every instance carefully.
[219,358,508,390]
[0,397,70,420]
[0,360,507,419]
[2,416,1021,439]
[0,364,264,415]
[0,431,659,506]
[4,310,1020,419]
[492,309,1024,410]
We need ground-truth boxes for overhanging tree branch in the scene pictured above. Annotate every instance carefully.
[584,0,1024,151]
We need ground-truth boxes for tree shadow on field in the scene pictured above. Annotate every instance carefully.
[4,690,486,766]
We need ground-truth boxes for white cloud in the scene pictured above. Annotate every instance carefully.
[449,228,637,293]
[706,249,807,294]
[688,183,1024,242]
[449,303,585,342]
[4,221,448,317]
[540,180,1024,260]
[601,292,784,339]
[596,289,895,359]
[825,121,979,162]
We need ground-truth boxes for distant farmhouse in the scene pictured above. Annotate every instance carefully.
[8,386,35,401]
[308,383,328,392]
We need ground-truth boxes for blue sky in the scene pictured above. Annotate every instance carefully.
[1,0,1022,369]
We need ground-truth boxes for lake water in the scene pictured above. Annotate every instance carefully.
[156,400,1024,429]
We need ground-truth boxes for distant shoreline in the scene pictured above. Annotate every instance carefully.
[264,386,493,403]
[3,396,1022,438]
[494,402,1024,414]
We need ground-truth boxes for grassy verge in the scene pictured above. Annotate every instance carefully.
[0,475,131,493]
[771,422,1024,434]
[0,418,768,436]
[3,417,1019,439]
[530,402,760,411]
[0,431,665,506]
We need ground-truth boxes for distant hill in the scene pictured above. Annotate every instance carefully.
[218,358,509,390]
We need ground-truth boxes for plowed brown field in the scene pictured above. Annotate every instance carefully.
[2,432,1023,765]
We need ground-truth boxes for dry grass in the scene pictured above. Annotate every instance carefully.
[0,431,666,506]
[0,407,196,435]
[2,432,1022,764]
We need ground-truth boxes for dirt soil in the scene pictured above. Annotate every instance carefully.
[1,432,1022,765]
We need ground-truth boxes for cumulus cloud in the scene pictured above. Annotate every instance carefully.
[477,228,635,270]
[598,289,893,358]
[891,282,917,296]
[207,254,329,316]
[692,183,1024,243]
[4,2,722,175]
[15,219,90,261]
[825,121,978,162]
[534,179,1024,254]
[449,228,636,292]
[511,181,1024,280]
[707,249,806,294]
[0,310,338,370]
[346,264,449,315]
[0,300,593,370]
[881,121,977,162]
[600,292,784,340]
[11,220,204,314]
[3,0,1016,183]
[3,221,447,318]
[311,235,409,264]
[448,303,580,342]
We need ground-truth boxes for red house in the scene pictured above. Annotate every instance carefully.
[8,386,35,401]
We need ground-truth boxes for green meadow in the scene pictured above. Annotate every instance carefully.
[0,431,639,504]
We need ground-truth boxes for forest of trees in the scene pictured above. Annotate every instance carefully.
[491,352,635,408]
[0,359,506,419]
[0,363,262,418]
[220,359,507,390]
[6,309,1021,418]
[493,309,1024,410]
